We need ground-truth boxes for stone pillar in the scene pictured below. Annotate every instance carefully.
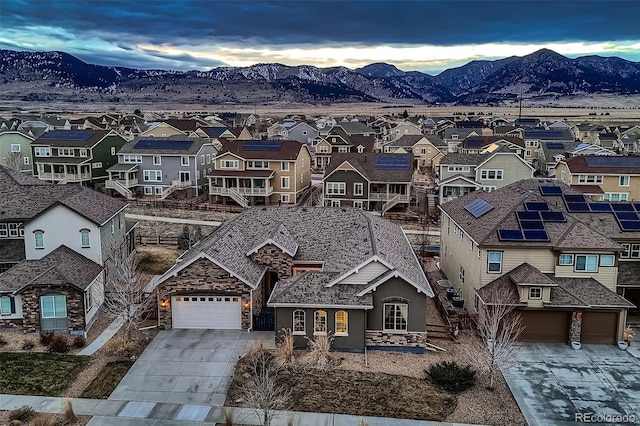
[569,311,582,343]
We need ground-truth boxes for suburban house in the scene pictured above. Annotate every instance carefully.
[0,129,40,173]
[31,130,127,186]
[385,135,446,170]
[524,129,574,170]
[322,153,413,213]
[106,136,218,199]
[139,119,207,138]
[442,128,484,153]
[439,179,635,344]
[314,128,376,170]
[555,156,640,202]
[387,121,422,142]
[0,165,131,334]
[208,140,311,207]
[437,150,535,204]
[456,136,525,157]
[152,207,434,352]
[268,121,318,145]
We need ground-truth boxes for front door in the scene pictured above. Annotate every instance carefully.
[179,171,190,182]
[40,294,68,331]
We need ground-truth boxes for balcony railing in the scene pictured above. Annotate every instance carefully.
[38,172,91,181]
[105,178,139,189]
[210,186,274,197]
[369,192,410,202]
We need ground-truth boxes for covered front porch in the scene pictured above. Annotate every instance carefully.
[437,175,481,204]
[105,163,139,199]
[36,159,91,184]
[208,170,275,207]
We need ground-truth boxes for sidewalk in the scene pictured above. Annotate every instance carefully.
[78,312,128,356]
[0,394,471,425]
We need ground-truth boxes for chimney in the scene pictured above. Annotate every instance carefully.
[364,155,367,163]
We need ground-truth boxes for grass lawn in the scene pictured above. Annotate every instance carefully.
[0,353,89,396]
[80,360,135,399]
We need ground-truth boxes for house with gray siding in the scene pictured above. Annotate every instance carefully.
[106,136,218,199]
[151,207,433,352]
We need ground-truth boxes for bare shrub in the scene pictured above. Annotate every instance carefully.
[73,335,87,349]
[31,413,56,426]
[48,334,70,353]
[273,328,295,367]
[21,340,35,351]
[0,334,7,347]
[302,332,336,369]
[9,405,34,422]
[62,398,76,423]
[39,331,54,346]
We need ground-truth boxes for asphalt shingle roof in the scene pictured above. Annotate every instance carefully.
[218,140,305,160]
[270,272,373,307]
[325,153,414,183]
[119,136,213,156]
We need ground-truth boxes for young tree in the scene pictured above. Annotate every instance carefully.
[476,285,525,389]
[3,151,24,171]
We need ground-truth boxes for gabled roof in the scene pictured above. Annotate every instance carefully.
[246,223,298,257]
[325,153,413,183]
[329,121,375,135]
[440,152,490,166]
[0,245,103,294]
[32,130,117,148]
[217,139,306,160]
[160,119,205,132]
[389,134,423,147]
[563,155,640,174]
[119,136,214,156]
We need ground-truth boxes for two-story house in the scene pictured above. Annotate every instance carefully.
[313,128,376,170]
[106,136,218,199]
[0,129,41,173]
[31,130,127,186]
[150,207,434,352]
[555,156,640,202]
[439,179,634,344]
[443,128,484,153]
[322,153,413,213]
[385,135,446,170]
[208,140,311,207]
[0,165,131,334]
[437,150,534,204]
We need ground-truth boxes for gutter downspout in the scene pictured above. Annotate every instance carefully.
[248,288,253,332]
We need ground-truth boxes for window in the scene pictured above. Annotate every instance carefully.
[621,243,630,258]
[220,160,238,169]
[143,170,162,182]
[110,221,115,234]
[383,303,408,332]
[293,310,305,334]
[0,296,16,315]
[110,146,116,155]
[319,145,329,153]
[0,223,23,238]
[153,155,161,166]
[578,175,603,184]
[80,229,90,248]
[575,255,598,272]
[281,162,290,171]
[281,194,290,203]
[92,162,102,169]
[335,311,348,335]
[603,193,628,202]
[326,182,345,195]
[144,186,152,195]
[207,154,211,164]
[247,160,269,169]
[85,286,93,311]
[453,224,463,240]
[337,146,348,153]
[34,147,51,157]
[354,183,363,196]
[181,156,189,166]
[600,255,615,266]
[34,230,44,249]
[480,169,503,180]
[281,176,290,189]
[79,149,87,157]
[357,145,364,153]
[448,166,470,173]
[487,251,502,273]
[40,295,66,319]
[632,244,640,258]
[420,148,427,155]
[23,157,29,165]
[154,186,163,195]
[314,310,327,334]
[529,287,542,300]
[459,265,465,283]
[619,176,630,187]
[10,144,20,153]
[559,254,574,265]
[122,154,142,163]
[200,155,205,165]
[353,200,364,209]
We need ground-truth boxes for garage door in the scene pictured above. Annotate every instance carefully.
[581,311,618,344]
[519,310,570,342]
[172,295,242,329]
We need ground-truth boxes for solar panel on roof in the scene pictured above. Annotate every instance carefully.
[374,156,411,171]
[633,203,640,212]
[520,221,545,230]
[588,203,612,212]
[541,211,566,222]
[498,230,524,241]
[584,156,640,168]
[517,211,541,221]
[611,203,634,212]
[615,212,639,221]
[525,202,550,211]
[540,186,562,195]
[564,194,586,202]
[464,198,494,218]
[523,230,549,241]
[40,130,93,141]
[241,141,283,151]
[546,142,565,150]
[133,139,194,150]
[619,221,640,231]
[566,202,590,212]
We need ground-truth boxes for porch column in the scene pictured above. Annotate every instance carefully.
[569,311,582,343]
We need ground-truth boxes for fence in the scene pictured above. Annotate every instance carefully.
[129,197,244,213]
[136,235,179,246]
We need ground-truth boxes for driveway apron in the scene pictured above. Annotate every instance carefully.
[109,329,274,406]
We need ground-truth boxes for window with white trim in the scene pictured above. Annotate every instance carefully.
[144,186,152,195]
[383,303,407,331]
[181,156,189,166]
[281,194,290,203]
[335,311,348,335]
[34,230,44,249]
[578,175,603,184]
[619,176,630,187]
[293,310,305,334]
[600,255,615,266]
[603,193,628,202]
[448,165,470,173]
[281,162,290,171]
[85,286,93,311]
[23,157,29,165]
[559,254,574,265]
[220,160,239,169]
[281,176,290,189]
[143,170,162,182]
[200,155,205,165]
[92,162,102,169]
[80,229,90,248]
[459,265,465,283]
[247,160,269,169]
[326,182,345,195]
[110,147,115,155]
[34,147,51,157]
[0,296,16,315]
[453,224,464,240]
[354,182,363,196]
[122,154,142,163]
[10,144,20,153]
[575,255,598,272]
[41,295,66,319]
[480,169,503,180]
[153,155,161,165]
[79,149,87,157]
[353,200,363,209]
[528,287,542,300]
[487,251,502,273]
[314,310,327,334]
[337,146,348,153]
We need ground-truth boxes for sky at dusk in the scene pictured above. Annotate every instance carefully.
[1,0,639,75]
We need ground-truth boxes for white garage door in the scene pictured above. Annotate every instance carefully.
[171,295,242,329]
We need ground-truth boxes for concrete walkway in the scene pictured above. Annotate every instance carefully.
[78,312,128,356]
[125,213,222,227]
[0,393,470,425]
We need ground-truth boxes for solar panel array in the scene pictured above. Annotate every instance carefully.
[540,186,562,195]
[525,202,550,212]
[40,131,93,141]
[584,156,640,168]
[133,139,194,150]
[374,156,411,171]
[464,198,494,218]
[242,141,283,151]
[546,142,565,150]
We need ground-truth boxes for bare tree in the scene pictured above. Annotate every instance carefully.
[238,347,292,426]
[102,249,155,343]
[3,151,24,171]
[476,285,525,389]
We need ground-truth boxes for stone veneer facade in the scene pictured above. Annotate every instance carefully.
[1,286,86,333]
[365,330,428,348]
[157,258,255,330]
[569,310,583,343]
[249,245,293,280]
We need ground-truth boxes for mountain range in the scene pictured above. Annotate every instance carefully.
[1,48,639,106]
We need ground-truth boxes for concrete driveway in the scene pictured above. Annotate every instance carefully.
[503,343,640,425]
[109,329,274,406]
